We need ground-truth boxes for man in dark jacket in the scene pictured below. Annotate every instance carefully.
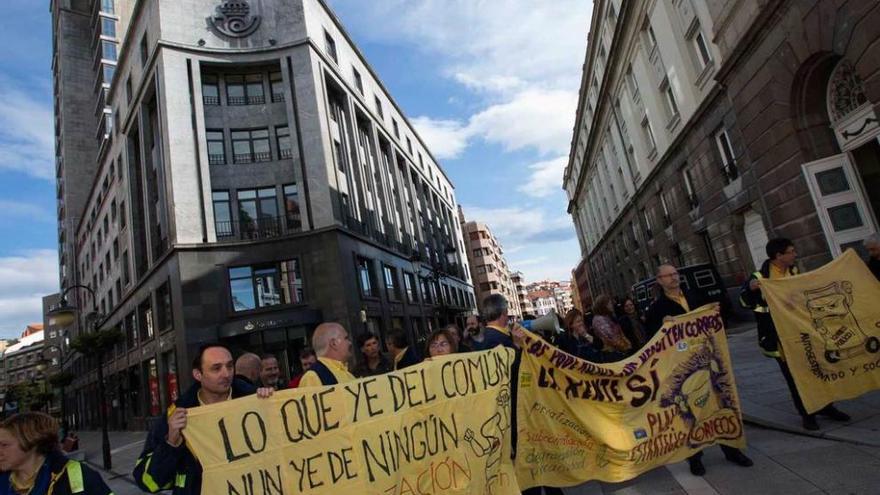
[477,294,515,350]
[133,343,267,494]
[646,264,752,476]
[740,238,850,431]
[865,235,880,281]
[388,329,421,371]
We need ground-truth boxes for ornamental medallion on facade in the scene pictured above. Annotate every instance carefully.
[209,0,261,38]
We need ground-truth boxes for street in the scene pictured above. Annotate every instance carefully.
[76,327,880,495]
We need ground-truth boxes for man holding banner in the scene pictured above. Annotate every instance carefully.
[479,294,516,350]
[740,238,850,430]
[646,264,753,476]
[133,343,269,494]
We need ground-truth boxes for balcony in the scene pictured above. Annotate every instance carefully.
[233,151,272,164]
[203,95,220,106]
[215,216,287,241]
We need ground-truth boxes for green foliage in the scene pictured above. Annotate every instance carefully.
[48,371,75,388]
[8,383,53,412]
[69,327,124,355]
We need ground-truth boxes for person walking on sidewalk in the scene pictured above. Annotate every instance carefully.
[647,264,753,476]
[0,412,112,495]
[133,343,273,494]
[740,238,851,431]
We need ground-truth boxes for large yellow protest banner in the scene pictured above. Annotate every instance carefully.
[759,249,880,413]
[185,347,519,495]
[515,306,745,488]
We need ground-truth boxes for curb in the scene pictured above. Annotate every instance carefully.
[742,413,880,448]
[83,459,140,488]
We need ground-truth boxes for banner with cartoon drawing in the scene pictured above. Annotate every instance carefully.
[760,249,880,413]
[184,347,519,495]
[515,305,746,488]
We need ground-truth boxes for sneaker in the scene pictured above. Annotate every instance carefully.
[688,457,706,476]
[802,415,820,431]
[724,449,754,467]
[819,406,850,422]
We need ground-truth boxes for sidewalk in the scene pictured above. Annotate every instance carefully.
[76,326,880,494]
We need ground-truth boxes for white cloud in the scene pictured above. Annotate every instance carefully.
[461,205,573,245]
[410,117,471,159]
[0,250,59,339]
[0,78,54,181]
[518,156,568,198]
[0,200,54,223]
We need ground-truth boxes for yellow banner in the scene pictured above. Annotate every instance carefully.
[185,347,519,495]
[515,305,745,488]
[759,249,880,413]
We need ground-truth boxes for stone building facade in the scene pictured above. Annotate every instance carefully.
[52,0,474,430]
[564,0,879,310]
[460,208,522,319]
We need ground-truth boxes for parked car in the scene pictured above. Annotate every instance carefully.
[631,263,732,318]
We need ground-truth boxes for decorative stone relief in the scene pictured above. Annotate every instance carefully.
[827,60,868,122]
[209,0,261,38]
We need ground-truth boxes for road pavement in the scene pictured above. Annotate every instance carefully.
[75,326,880,494]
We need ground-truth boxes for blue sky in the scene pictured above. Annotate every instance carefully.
[0,0,591,338]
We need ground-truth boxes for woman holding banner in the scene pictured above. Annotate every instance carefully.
[424,328,458,360]
[591,295,632,353]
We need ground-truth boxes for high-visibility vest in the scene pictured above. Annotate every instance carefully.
[47,460,85,494]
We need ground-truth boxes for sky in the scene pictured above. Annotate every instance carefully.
[0,0,592,338]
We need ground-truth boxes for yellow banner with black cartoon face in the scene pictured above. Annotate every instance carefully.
[760,249,880,413]
[515,305,746,488]
[184,346,519,495]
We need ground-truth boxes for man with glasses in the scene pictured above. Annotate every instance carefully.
[299,322,356,387]
[646,264,753,476]
[741,238,850,430]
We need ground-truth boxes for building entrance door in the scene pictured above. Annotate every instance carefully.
[802,153,878,256]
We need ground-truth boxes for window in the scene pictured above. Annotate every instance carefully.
[324,30,338,63]
[206,130,226,164]
[140,35,149,66]
[231,128,271,163]
[660,192,672,226]
[283,184,301,231]
[683,168,698,209]
[202,75,220,105]
[102,64,115,84]
[156,282,173,332]
[356,257,374,297]
[404,272,417,302]
[383,265,399,300]
[406,137,413,155]
[626,66,640,101]
[353,67,363,94]
[630,221,640,247]
[226,74,265,105]
[101,0,114,14]
[662,81,679,120]
[420,277,432,303]
[641,116,656,152]
[125,75,132,104]
[212,191,232,238]
[119,201,126,229]
[392,119,400,139]
[715,128,739,182]
[274,126,293,159]
[270,71,284,102]
[374,95,384,119]
[693,30,713,69]
[101,17,116,38]
[237,187,279,236]
[229,259,303,312]
[645,23,659,52]
[138,299,154,342]
[112,238,119,260]
[101,40,117,61]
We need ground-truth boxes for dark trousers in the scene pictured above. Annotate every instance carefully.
[775,357,837,418]
[522,488,565,495]
[688,444,741,463]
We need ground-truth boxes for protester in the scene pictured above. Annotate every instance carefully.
[479,294,515,349]
[233,352,260,386]
[0,412,111,495]
[558,309,601,360]
[864,234,880,280]
[741,238,850,431]
[258,354,287,390]
[591,295,632,353]
[287,347,317,388]
[134,343,272,494]
[620,297,649,348]
[299,323,356,387]
[352,332,393,377]
[646,264,753,475]
[387,329,421,370]
[463,314,486,350]
[424,328,457,359]
[445,324,471,353]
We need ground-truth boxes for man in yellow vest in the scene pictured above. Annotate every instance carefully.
[740,237,850,430]
[299,322,356,387]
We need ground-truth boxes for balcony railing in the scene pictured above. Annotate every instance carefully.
[228,95,266,106]
[215,216,285,241]
[233,151,272,164]
[203,95,220,106]
[272,92,285,103]
[280,148,293,159]
[208,154,225,165]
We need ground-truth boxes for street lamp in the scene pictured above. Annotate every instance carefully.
[45,284,121,470]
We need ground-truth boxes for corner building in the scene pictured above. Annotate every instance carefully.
[564,0,880,310]
[52,0,474,430]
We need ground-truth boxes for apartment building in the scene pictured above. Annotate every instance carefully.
[460,207,522,319]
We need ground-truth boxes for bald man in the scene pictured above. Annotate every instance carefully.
[299,323,356,387]
[234,352,261,386]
